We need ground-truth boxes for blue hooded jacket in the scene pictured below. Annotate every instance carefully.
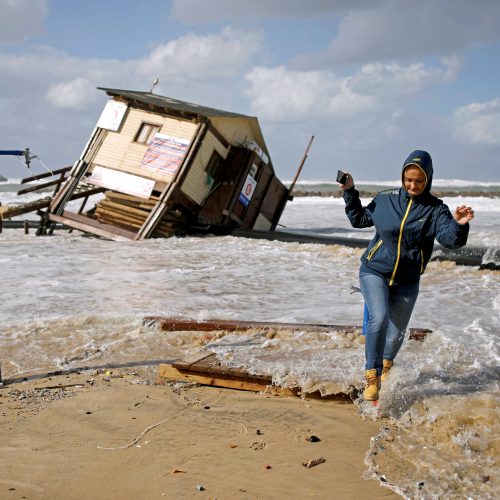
[343,150,469,285]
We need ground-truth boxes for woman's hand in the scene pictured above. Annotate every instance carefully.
[453,205,474,225]
[340,172,354,190]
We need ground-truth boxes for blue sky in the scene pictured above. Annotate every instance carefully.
[1,0,500,181]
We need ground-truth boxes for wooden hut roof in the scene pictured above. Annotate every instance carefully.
[98,87,273,165]
[98,87,250,119]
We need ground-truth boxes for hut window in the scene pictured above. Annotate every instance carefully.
[249,163,258,178]
[135,123,161,145]
[205,151,224,179]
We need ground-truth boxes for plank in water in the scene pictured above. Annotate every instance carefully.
[144,316,430,341]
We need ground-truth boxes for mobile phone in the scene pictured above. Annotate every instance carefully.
[336,170,347,184]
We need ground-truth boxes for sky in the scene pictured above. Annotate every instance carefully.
[1,0,500,182]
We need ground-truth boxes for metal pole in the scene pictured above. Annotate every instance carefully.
[288,135,315,195]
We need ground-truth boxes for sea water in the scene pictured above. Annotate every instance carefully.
[1,179,499,499]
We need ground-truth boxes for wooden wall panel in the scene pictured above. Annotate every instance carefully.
[210,116,259,147]
[181,130,228,205]
[92,109,197,184]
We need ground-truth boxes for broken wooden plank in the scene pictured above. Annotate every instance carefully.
[143,316,431,341]
[49,211,137,240]
[0,187,104,220]
[158,362,295,396]
[97,198,151,219]
[0,197,52,218]
[172,354,270,382]
[160,353,354,401]
[93,191,186,238]
[105,191,159,209]
[172,352,216,371]
[145,316,349,333]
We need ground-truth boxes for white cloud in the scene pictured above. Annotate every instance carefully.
[46,78,96,109]
[138,27,263,80]
[245,66,344,121]
[292,0,500,68]
[328,82,378,117]
[0,8,497,181]
[453,98,500,145]
[245,58,457,122]
[0,0,47,43]
[1,27,264,115]
[0,26,266,177]
[349,57,461,97]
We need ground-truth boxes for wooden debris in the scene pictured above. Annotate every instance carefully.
[153,318,430,399]
[49,211,136,241]
[144,316,431,341]
[303,457,326,468]
[158,353,354,401]
[0,196,52,219]
[93,191,188,237]
[159,353,295,396]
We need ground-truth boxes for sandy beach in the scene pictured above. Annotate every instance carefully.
[0,368,398,500]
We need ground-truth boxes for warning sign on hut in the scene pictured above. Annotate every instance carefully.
[239,175,257,207]
[141,133,190,177]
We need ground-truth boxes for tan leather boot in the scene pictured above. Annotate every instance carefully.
[381,359,393,382]
[363,369,380,401]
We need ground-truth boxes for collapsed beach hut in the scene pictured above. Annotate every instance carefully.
[48,88,290,240]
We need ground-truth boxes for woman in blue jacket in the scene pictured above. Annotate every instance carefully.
[341,150,474,401]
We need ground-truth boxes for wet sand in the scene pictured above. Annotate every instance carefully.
[0,369,398,499]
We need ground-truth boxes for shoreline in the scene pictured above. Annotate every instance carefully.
[291,190,500,198]
[0,368,398,499]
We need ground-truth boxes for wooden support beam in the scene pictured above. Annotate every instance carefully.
[49,211,137,240]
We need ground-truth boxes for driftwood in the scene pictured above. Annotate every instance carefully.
[144,316,430,341]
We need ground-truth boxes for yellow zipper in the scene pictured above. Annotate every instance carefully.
[420,250,424,274]
[367,240,383,260]
[389,198,413,286]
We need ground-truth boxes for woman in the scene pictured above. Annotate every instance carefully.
[341,150,474,401]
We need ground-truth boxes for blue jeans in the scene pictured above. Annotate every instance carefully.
[359,270,419,374]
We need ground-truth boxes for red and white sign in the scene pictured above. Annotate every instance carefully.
[141,133,190,177]
[96,100,128,131]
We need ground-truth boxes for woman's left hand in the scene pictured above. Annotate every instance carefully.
[453,205,474,225]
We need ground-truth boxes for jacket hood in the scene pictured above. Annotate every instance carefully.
[402,150,433,194]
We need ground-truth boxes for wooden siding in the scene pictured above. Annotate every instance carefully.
[181,130,228,205]
[92,108,197,184]
[210,116,269,158]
